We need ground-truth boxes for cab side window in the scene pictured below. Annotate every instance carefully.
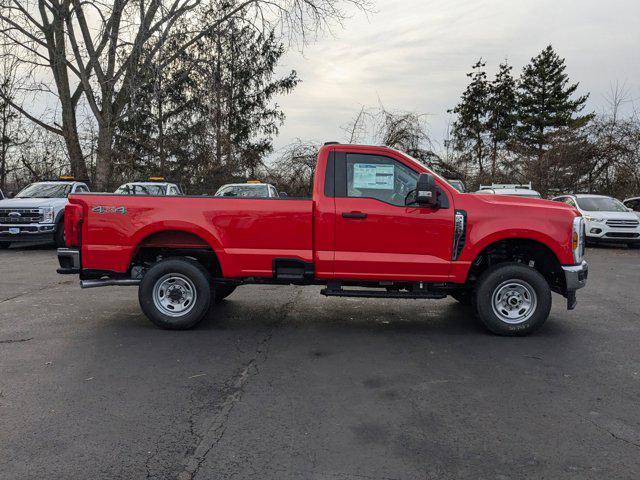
[344,154,418,207]
[75,185,88,193]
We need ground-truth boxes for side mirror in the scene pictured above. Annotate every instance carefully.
[415,173,437,207]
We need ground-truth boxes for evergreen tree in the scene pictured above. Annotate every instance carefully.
[515,45,592,192]
[113,10,299,193]
[448,59,490,178]
[487,61,517,177]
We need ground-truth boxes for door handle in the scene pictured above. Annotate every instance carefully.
[342,211,368,219]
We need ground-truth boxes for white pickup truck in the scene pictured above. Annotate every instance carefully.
[115,179,183,196]
[0,179,89,249]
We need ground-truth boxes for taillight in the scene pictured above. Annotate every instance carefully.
[65,204,83,247]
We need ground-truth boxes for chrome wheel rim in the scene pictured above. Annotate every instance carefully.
[152,274,197,317]
[491,279,537,324]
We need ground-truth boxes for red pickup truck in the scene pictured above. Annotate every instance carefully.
[57,144,588,335]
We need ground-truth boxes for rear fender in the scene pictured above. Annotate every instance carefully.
[130,221,227,273]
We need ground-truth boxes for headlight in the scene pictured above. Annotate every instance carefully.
[584,215,604,223]
[39,206,54,224]
[572,216,585,263]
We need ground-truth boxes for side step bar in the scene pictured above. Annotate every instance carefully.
[321,282,447,300]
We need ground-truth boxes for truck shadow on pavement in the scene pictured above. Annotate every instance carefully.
[101,291,572,340]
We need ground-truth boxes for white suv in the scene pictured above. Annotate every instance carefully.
[623,197,640,219]
[553,194,640,249]
[0,180,89,249]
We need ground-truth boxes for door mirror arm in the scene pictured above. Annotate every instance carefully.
[411,173,438,207]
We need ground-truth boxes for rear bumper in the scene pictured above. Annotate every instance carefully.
[562,261,588,291]
[57,248,80,274]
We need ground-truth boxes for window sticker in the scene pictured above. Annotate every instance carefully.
[352,163,395,190]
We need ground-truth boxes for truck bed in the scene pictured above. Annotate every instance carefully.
[72,195,314,277]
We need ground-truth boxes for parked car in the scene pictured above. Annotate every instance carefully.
[0,178,89,249]
[214,182,279,198]
[553,194,640,249]
[623,197,640,219]
[115,178,183,196]
[57,143,587,336]
[476,183,542,198]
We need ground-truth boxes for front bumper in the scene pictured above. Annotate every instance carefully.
[562,260,588,291]
[0,223,56,243]
[585,223,640,243]
[562,260,588,310]
[57,248,80,274]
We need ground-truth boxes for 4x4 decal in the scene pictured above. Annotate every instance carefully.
[91,206,127,214]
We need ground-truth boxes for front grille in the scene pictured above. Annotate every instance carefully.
[0,208,43,224]
[606,219,639,228]
[605,232,640,238]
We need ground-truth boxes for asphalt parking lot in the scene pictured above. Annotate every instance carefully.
[1,245,639,480]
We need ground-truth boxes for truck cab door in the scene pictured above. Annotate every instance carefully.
[332,152,454,281]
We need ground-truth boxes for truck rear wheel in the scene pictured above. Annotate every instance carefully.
[474,263,551,336]
[139,258,212,330]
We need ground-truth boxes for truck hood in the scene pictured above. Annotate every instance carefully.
[471,193,572,211]
[581,210,639,221]
[0,197,68,209]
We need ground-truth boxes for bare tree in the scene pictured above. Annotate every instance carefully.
[0,0,371,188]
[268,139,319,196]
[0,43,24,190]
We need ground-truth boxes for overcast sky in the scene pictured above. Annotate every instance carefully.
[271,0,640,154]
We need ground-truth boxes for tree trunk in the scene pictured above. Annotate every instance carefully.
[60,104,88,180]
[95,125,114,190]
[64,131,87,180]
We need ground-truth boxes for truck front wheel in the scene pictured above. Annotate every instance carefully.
[474,263,551,336]
[139,258,212,330]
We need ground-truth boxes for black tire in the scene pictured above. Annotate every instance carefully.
[54,222,66,247]
[138,257,212,330]
[214,284,237,303]
[451,290,472,306]
[0,242,10,249]
[628,243,640,250]
[474,262,551,336]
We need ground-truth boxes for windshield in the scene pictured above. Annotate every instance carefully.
[16,183,71,198]
[116,184,166,195]
[216,184,269,198]
[576,197,627,212]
